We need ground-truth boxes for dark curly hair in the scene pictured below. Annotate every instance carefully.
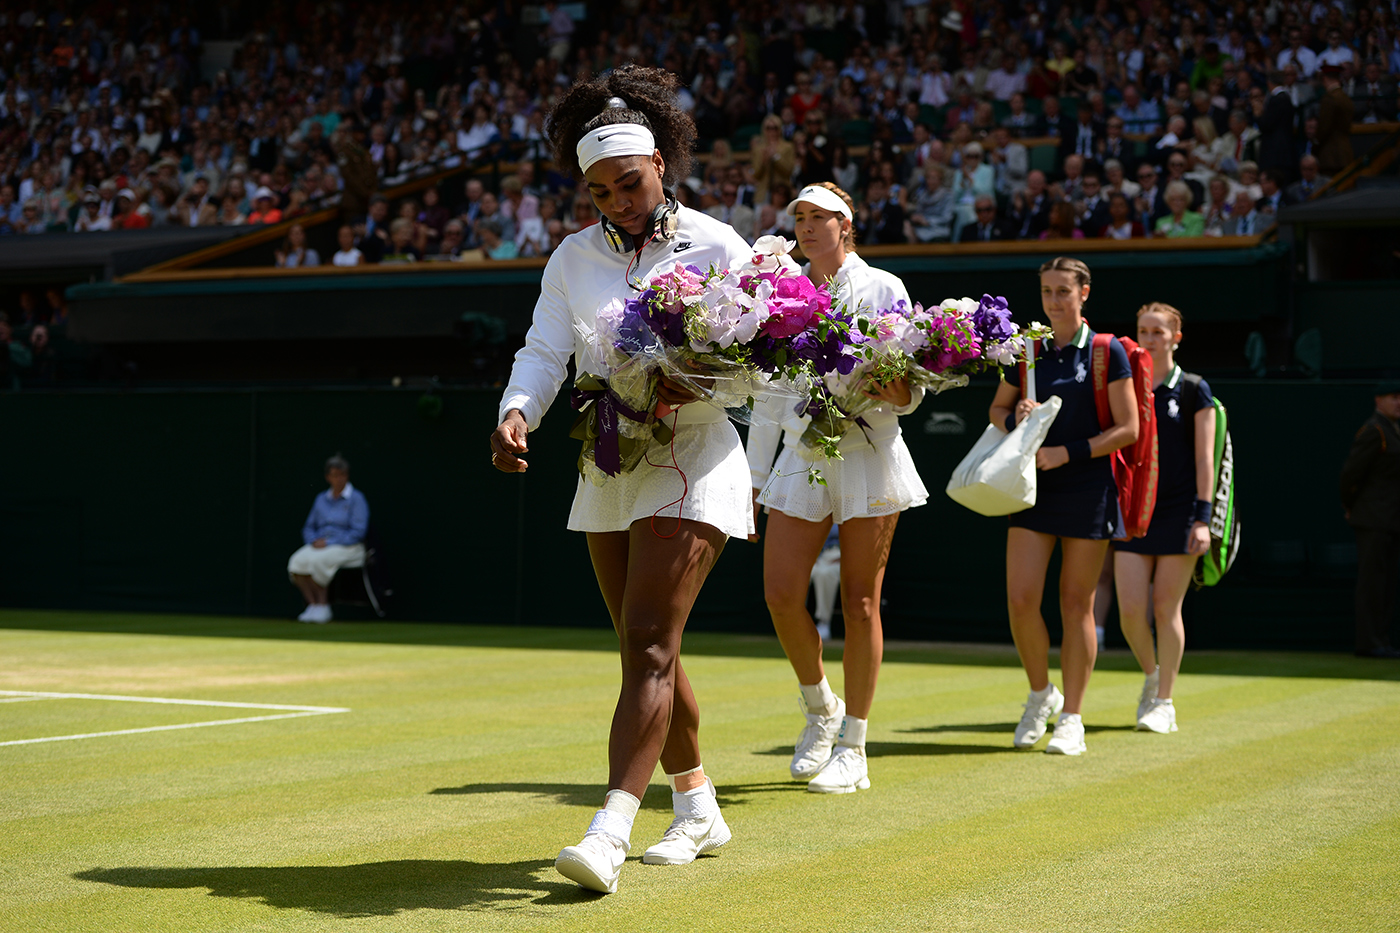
[546,65,695,187]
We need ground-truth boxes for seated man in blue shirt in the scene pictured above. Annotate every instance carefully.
[288,454,370,623]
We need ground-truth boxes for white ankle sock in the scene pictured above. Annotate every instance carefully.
[586,788,640,850]
[1058,713,1082,725]
[836,715,867,748]
[799,677,838,717]
[1030,683,1056,701]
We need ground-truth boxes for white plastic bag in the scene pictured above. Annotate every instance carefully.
[945,336,1061,516]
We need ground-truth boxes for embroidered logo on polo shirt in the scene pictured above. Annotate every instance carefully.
[1168,398,1180,420]
[1075,361,1087,383]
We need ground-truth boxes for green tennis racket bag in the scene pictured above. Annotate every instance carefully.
[1184,375,1240,588]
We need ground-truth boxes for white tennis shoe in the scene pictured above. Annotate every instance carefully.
[1137,668,1160,722]
[1013,685,1064,748]
[1137,697,1178,734]
[298,604,331,624]
[1045,713,1087,755]
[556,832,628,894]
[791,695,845,780]
[807,745,870,794]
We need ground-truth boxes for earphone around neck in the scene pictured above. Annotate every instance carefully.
[600,191,680,256]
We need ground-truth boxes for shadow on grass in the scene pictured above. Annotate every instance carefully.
[3,609,1394,681]
[73,859,600,916]
[754,740,1011,759]
[431,781,800,810]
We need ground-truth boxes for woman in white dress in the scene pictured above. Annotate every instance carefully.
[490,66,753,895]
[748,182,928,795]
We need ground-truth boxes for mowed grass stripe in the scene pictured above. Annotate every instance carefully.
[1,613,1398,933]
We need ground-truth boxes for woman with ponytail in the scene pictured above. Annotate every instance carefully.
[489,66,753,894]
[748,182,928,794]
[1115,303,1216,735]
[987,257,1139,756]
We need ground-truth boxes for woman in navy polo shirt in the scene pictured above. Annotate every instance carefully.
[988,257,1139,756]
[1115,303,1216,735]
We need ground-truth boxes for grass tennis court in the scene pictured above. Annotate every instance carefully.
[3,609,1397,933]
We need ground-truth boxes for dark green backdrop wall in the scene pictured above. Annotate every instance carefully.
[0,381,1373,649]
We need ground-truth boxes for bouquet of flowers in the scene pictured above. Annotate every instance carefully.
[571,237,861,483]
[798,294,1051,457]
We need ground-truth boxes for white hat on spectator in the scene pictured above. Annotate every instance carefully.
[117,188,137,201]
[253,186,275,201]
[941,10,963,31]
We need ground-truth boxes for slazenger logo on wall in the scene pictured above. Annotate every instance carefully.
[924,412,967,435]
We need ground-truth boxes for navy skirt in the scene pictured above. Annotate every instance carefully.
[1116,500,1194,555]
[1008,479,1123,541]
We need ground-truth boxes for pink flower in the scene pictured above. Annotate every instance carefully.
[759,273,827,338]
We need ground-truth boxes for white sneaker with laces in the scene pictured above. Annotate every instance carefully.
[297,606,318,622]
[1137,668,1160,722]
[1013,685,1064,749]
[1045,713,1087,756]
[791,695,845,780]
[1137,697,1178,734]
[807,745,870,794]
[556,832,628,894]
[642,780,731,865]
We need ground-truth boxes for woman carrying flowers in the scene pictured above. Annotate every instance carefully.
[747,182,928,795]
[489,66,752,894]
[1114,303,1216,735]
[987,257,1139,756]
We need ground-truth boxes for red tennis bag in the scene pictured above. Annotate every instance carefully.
[1092,333,1158,540]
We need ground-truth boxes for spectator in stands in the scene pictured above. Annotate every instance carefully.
[1276,28,1319,79]
[1116,84,1162,135]
[1103,160,1139,200]
[478,217,517,260]
[382,218,423,263]
[1354,60,1398,124]
[986,127,1028,195]
[1316,66,1357,177]
[74,193,111,232]
[275,223,321,268]
[1098,116,1133,171]
[332,225,365,267]
[856,177,906,245]
[1063,106,1102,164]
[1134,163,1169,231]
[1002,93,1040,138]
[1153,181,1204,238]
[1008,169,1052,240]
[288,453,369,624]
[1101,192,1145,239]
[1077,171,1110,237]
[950,142,996,236]
[706,182,755,243]
[434,219,471,259]
[1286,156,1330,204]
[1224,191,1262,236]
[248,187,283,225]
[1255,170,1287,218]
[113,189,150,230]
[1202,176,1233,235]
[908,164,955,243]
[985,52,1027,102]
[1163,154,1204,210]
[1060,154,1088,201]
[1040,95,1072,140]
[961,194,1009,243]
[1041,202,1083,240]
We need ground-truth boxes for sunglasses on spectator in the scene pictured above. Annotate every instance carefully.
[1138,171,1156,179]
[975,205,995,213]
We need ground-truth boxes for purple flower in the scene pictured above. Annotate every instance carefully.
[972,294,1016,343]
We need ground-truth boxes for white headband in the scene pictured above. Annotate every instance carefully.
[576,122,657,174]
[786,184,853,220]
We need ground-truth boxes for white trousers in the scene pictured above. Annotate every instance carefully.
[287,543,366,587]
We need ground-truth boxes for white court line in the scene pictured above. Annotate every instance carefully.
[0,691,350,747]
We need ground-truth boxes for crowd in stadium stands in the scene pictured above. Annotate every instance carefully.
[0,0,1396,260]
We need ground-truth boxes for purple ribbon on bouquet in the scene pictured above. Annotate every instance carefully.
[571,378,652,477]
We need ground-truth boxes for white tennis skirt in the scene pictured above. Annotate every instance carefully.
[287,543,366,587]
[758,432,929,525]
[567,406,754,539]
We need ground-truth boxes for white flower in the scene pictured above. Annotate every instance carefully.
[738,235,801,274]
